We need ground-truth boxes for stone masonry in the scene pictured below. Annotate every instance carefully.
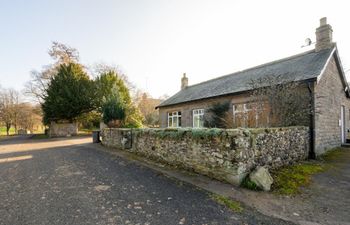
[314,56,350,155]
[49,122,78,138]
[101,127,309,185]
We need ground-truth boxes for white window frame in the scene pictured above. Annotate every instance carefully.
[193,109,204,128]
[167,111,181,128]
[233,103,257,127]
[232,103,270,127]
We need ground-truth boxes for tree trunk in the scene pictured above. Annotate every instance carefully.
[6,123,11,136]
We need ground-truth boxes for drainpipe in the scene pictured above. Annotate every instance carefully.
[307,81,316,159]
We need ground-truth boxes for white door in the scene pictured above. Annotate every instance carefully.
[341,105,346,144]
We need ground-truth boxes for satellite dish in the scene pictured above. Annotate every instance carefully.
[305,38,312,46]
[301,38,313,48]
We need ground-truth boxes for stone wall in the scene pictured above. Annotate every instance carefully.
[314,55,350,155]
[49,122,78,137]
[101,127,309,185]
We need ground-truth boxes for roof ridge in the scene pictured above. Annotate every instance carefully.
[186,49,316,89]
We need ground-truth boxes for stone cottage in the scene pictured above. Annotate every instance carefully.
[156,18,350,156]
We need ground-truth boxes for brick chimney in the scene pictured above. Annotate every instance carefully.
[315,17,335,52]
[181,73,188,90]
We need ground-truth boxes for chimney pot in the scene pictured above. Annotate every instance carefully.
[181,73,188,90]
[315,17,334,52]
[320,17,327,26]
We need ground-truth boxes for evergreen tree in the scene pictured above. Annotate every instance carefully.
[95,71,143,128]
[42,63,96,124]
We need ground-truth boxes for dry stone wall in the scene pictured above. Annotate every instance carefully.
[101,127,309,185]
[49,122,78,137]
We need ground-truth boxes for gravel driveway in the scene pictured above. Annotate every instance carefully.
[0,135,293,225]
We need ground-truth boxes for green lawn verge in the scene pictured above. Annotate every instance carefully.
[271,162,325,195]
[0,127,16,136]
[78,128,98,135]
[270,147,349,195]
[210,194,243,213]
[319,147,344,161]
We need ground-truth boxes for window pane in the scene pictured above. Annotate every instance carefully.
[173,117,178,127]
[168,117,172,127]
[245,103,253,110]
[234,104,244,112]
[194,115,201,128]
[193,115,198,127]
[199,115,204,127]
[193,108,205,128]
[234,112,245,128]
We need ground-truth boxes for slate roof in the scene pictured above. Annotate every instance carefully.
[157,48,334,108]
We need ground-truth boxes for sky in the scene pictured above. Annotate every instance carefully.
[0,0,350,99]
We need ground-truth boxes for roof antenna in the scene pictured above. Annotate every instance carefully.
[301,38,315,48]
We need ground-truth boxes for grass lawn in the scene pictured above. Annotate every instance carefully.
[271,162,324,195]
[30,128,95,139]
[78,128,99,134]
[0,127,16,136]
[0,126,44,136]
[210,194,243,213]
[270,147,345,195]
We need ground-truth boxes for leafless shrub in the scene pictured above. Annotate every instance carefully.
[249,75,311,127]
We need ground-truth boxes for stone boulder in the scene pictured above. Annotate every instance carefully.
[249,166,273,191]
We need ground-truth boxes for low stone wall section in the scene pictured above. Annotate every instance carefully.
[49,122,78,137]
[101,127,309,185]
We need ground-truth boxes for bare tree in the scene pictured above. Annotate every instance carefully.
[249,75,311,127]
[90,62,136,96]
[24,42,80,103]
[25,68,54,103]
[136,92,161,127]
[16,103,43,133]
[48,41,79,64]
[0,89,19,135]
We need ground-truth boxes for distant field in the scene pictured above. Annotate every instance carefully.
[0,127,44,136]
[0,127,16,136]
[1,126,93,137]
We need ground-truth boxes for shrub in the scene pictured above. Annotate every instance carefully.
[102,98,126,127]
[204,102,232,128]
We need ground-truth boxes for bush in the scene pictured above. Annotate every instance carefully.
[204,102,232,128]
[240,176,262,191]
[95,71,143,128]
[77,111,101,129]
[102,98,126,127]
